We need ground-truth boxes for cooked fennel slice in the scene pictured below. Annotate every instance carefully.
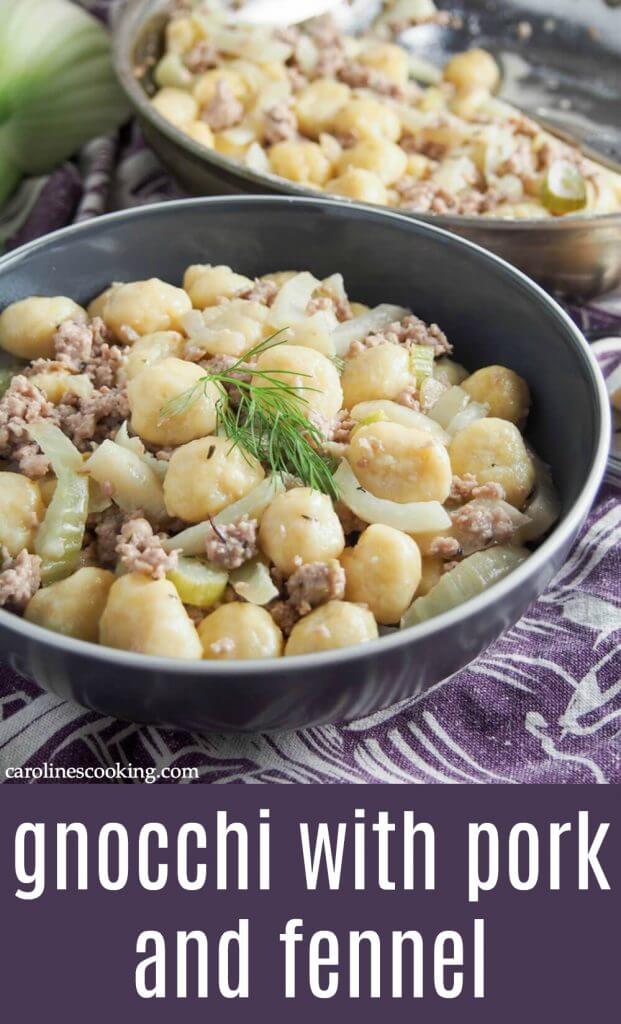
[162,475,286,555]
[446,400,488,437]
[516,458,560,543]
[401,546,529,628]
[115,421,168,480]
[334,460,451,533]
[427,385,470,428]
[350,400,450,445]
[28,421,83,474]
[332,304,410,356]
[84,440,166,520]
[167,557,228,609]
[268,272,321,330]
[35,472,89,584]
[230,559,279,605]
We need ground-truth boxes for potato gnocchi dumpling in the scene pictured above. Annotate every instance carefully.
[285,601,379,656]
[199,603,283,659]
[0,296,86,359]
[0,474,45,556]
[0,262,556,661]
[164,435,265,521]
[127,357,220,446]
[143,6,621,220]
[102,278,192,338]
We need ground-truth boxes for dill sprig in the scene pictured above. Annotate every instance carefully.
[159,331,339,499]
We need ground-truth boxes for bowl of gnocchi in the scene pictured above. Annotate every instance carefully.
[113,0,621,298]
[0,196,609,731]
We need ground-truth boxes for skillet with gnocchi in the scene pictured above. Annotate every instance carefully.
[142,0,621,219]
[0,264,559,660]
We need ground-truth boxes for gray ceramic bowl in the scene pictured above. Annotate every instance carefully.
[0,197,610,732]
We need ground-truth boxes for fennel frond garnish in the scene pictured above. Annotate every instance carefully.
[160,332,339,499]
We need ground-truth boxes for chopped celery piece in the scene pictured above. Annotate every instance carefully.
[35,471,89,584]
[351,409,388,435]
[541,160,587,215]
[409,344,434,386]
[401,546,528,628]
[167,557,228,608]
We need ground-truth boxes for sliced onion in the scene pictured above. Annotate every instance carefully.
[230,559,279,605]
[115,421,168,481]
[87,477,112,515]
[334,460,451,533]
[163,475,285,555]
[268,272,321,330]
[446,400,488,437]
[28,421,82,475]
[332,304,410,357]
[401,546,529,628]
[516,457,561,543]
[427,385,469,428]
[350,400,449,445]
[245,141,270,174]
[84,441,166,520]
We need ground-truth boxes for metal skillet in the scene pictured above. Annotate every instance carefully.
[113,0,621,299]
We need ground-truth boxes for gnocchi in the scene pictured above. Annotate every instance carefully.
[0,263,556,665]
[0,296,85,359]
[101,278,192,338]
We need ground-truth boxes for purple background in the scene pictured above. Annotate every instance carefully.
[0,786,618,1019]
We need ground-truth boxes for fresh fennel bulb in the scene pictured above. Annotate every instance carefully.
[0,0,129,207]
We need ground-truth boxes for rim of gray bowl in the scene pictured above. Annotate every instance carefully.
[0,195,611,676]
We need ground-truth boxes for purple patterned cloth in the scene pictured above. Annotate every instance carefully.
[1,104,620,784]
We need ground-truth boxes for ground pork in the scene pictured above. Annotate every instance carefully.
[287,65,309,92]
[202,80,244,131]
[330,409,356,444]
[183,40,220,73]
[91,506,125,567]
[0,375,57,477]
[395,385,420,410]
[499,135,538,183]
[116,516,179,580]
[263,104,297,145]
[286,559,346,616]
[237,278,279,306]
[306,14,345,78]
[0,546,41,612]
[449,474,507,505]
[203,515,258,570]
[337,61,405,98]
[307,292,353,322]
[351,313,451,358]
[268,599,300,637]
[51,317,126,389]
[57,386,130,452]
[397,179,500,216]
[450,499,515,556]
[428,536,462,560]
